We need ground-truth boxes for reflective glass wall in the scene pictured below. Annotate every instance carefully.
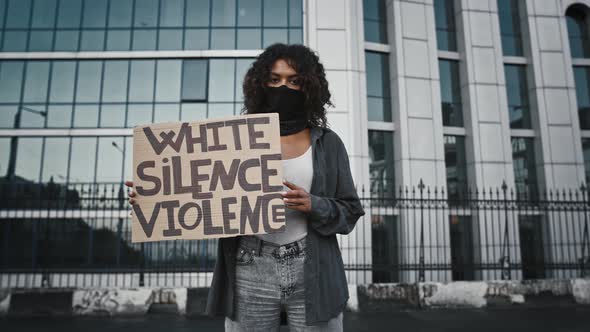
[0,0,303,51]
[0,58,253,129]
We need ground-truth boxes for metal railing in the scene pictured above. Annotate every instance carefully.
[1,179,589,288]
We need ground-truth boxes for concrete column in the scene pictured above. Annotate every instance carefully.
[305,0,372,284]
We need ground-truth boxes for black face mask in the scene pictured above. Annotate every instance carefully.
[259,85,308,136]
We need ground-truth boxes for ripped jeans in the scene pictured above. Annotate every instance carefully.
[224,236,343,332]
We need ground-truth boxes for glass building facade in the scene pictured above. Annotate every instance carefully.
[0,0,303,271]
[0,0,302,52]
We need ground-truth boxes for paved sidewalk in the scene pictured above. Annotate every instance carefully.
[2,306,590,332]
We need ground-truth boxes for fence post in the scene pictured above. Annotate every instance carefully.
[500,181,511,280]
[418,179,425,282]
[140,243,145,286]
[580,183,590,278]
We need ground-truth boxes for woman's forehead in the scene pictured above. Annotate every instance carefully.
[271,59,297,75]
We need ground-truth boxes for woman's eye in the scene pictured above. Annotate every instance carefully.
[290,79,299,85]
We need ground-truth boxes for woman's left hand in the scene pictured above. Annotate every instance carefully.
[282,180,311,213]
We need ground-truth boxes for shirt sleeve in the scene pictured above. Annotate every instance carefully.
[306,133,365,236]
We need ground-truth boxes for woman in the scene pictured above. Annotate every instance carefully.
[127,43,365,331]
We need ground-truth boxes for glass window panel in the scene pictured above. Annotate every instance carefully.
[434,0,457,51]
[439,59,463,127]
[42,137,70,183]
[181,102,207,121]
[108,0,133,27]
[497,0,523,56]
[28,30,54,51]
[209,103,235,117]
[365,51,391,122]
[5,0,31,28]
[186,0,210,27]
[106,30,131,50]
[2,31,28,51]
[237,28,261,49]
[235,59,252,102]
[211,28,235,49]
[129,60,155,102]
[69,137,97,182]
[263,0,287,27]
[127,104,153,127]
[31,0,57,28]
[208,59,235,102]
[134,0,159,28]
[0,61,24,103]
[158,29,183,50]
[511,137,538,197]
[289,28,302,44]
[263,29,287,47]
[289,0,302,27]
[54,30,79,51]
[212,0,236,27]
[238,0,261,27]
[0,0,5,28]
[46,105,73,128]
[574,66,590,130]
[504,64,531,128]
[132,29,157,50]
[15,137,42,182]
[156,60,182,102]
[363,0,387,43]
[444,135,468,200]
[160,0,184,27]
[181,60,208,102]
[23,61,50,103]
[73,104,99,127]
[19,105,46,128]
[57,0,82,28]
[102,61,129,102]
[80,30,105,51]
[82,0,107,28]
[0,138,9,176]
[0,105,18,128]
[76,61,103,102]
[96,137,124,183]
[566,8,590,58]
[124,136,133,182]
[583,138,590,185]
[154,103,180,122]
[100,104,126,127]
[50,61,76,102]
[184,28,209,49]
[368,130,395,197]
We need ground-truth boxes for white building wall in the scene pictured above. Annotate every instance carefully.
[305,0,373,284]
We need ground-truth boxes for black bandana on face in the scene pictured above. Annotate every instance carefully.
[259,85,308,136]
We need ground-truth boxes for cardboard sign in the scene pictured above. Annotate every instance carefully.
[131,113,285,243]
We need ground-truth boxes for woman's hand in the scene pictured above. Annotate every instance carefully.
[125,180,137,205]
[282,180,311,213]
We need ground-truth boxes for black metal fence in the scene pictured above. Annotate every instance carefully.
[1,179,589,288]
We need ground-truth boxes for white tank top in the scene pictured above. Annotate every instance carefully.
[254,145,313,245]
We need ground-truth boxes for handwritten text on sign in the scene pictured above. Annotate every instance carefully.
[131,113,285,243]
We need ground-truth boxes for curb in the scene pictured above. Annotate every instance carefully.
[0,278,589,316]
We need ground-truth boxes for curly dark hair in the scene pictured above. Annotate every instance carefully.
[240,43,333,128]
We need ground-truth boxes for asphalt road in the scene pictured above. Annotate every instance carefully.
[2,306,590,332]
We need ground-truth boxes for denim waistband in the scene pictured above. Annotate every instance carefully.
[238,235,306,258]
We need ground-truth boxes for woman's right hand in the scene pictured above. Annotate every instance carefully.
[125,180,136,205]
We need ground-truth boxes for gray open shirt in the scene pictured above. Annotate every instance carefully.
[205,126,366,325]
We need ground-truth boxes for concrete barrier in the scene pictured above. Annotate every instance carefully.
[0,278,589,317]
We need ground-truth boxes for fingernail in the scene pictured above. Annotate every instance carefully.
[281,191,287,195]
